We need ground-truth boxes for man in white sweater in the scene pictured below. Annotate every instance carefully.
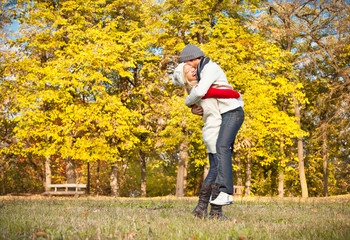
[180,45,245,207]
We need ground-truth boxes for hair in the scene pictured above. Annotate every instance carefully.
[183,64,198,95]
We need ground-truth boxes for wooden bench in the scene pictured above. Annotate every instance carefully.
[43,184,87,197]
[233,186,244,196]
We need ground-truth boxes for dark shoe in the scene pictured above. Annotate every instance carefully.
[192,182,212,218]
[209,204,229,220]
[209,183,229,220]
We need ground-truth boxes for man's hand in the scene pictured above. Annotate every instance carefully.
[191,105,203,116]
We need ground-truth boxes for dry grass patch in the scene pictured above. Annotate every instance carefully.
[0,195,349,239]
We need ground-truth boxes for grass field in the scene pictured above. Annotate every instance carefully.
[0,195,349,240]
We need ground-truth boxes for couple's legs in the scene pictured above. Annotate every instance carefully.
[204,153,218,184]
[193,153,227,219]
[205,154,228,219]
[215,107,244,195]
[193,106,244,216]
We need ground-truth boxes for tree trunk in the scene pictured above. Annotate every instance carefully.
[87,162,90,195]
[245,151,252,197]
[96,160,101,195]
[322,125,328,197]
[184,160,188,193]
[140,151,147,197]
[235,151,243,186]
[0,163,6,195]
[65,156,76,184]
[278,143,284,198]
[176,141,188,197]
[110,162,119,197]
[176,159,185,197]
[278,99,288,198]
[293,97,308,198]
[45,155,51,192]
[278,171,284,198]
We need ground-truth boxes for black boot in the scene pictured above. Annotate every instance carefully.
[192,182,212,218]
[209,183,228,220]
[209,204,229,220]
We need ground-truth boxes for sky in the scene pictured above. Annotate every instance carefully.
[4,20,20,40]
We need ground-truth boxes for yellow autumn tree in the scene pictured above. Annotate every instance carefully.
[9,0,158,194]
[159,0,306,196]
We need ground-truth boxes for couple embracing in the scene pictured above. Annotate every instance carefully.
[173,45,244,220]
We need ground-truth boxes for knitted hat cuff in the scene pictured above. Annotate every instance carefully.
[172,63,187,87]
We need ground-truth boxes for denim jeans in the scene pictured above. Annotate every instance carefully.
[203,153,218,184]
[215,107,244,194]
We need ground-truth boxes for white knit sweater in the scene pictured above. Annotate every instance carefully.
[185,60,244,153]
[184,60,244,112]
[196,98,222,153]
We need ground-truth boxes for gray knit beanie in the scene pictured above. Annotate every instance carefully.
[179,45,205,62]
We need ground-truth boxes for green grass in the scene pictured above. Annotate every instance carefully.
[0,195,349,240]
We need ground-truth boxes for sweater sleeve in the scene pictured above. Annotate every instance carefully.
[184,63,217,107]
[202,88,241,99]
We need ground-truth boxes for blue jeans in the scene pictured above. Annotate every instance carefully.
[203,153,218,184]
[215,107,244,194]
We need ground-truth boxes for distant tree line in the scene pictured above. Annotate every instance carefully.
[0,0,348,197]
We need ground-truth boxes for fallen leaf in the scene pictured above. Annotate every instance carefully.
[33,232,49,239]
[126,230,136,240]
[238,234,246,240]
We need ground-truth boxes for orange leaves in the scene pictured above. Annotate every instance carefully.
[33,232,49,239]
[238,235,247,240]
